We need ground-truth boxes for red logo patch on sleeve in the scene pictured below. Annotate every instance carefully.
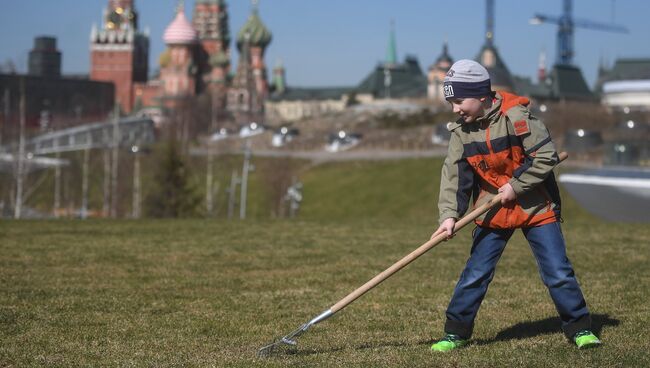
[513,120,530,136]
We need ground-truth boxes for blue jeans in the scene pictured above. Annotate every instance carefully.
[444,222,591,339]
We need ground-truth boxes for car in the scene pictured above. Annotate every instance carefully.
[210,127,230,141]
[239,122,267,138]
[325,130,362,152]
[271,126,299,147]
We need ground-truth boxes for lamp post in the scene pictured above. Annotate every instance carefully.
[240,139,252,220]
[80,139,91,219]
[110,103,119,218]
[14,79,26,219]
[227,170,240,219]
[131,145,141,219]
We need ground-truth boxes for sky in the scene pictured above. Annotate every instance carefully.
[0,0,649,89]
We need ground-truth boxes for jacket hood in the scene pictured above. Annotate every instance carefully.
[497,91,530,114]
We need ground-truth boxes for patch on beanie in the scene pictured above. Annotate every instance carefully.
[443,83,455,98]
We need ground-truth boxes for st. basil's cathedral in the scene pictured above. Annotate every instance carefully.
[90,0,272,125]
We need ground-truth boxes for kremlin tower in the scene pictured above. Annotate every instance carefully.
[90,0,149,113]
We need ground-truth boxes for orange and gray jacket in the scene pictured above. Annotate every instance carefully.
[438,91,561,229]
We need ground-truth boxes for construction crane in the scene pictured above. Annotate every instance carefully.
[530,0,628,65]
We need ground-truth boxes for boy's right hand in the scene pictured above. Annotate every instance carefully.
[431,218,456,241]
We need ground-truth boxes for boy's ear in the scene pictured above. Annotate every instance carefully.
[479,97,487,102]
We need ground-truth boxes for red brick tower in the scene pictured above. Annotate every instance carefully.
[90,0,149,113]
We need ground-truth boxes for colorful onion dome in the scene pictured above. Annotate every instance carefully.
[236,9,272,49]
[163,7,198,45]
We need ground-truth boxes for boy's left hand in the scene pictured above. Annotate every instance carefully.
[498,183,516,204]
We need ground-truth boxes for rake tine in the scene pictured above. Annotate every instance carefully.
[257,310,333,357]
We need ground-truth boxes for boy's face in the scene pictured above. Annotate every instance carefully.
[448,97,486,123]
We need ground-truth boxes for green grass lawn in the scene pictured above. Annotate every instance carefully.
[1,158,650,367]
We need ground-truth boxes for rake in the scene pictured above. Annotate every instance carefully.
[258,152,568,357]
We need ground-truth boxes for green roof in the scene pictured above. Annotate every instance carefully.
[236,10,272,48]
[549,64,595,100]
[595,58,650,92]
[513,65,596,102]
[604,58,650,80]
[512,75,552,99]
[355,56,427,99]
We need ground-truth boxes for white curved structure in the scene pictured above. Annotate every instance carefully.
[602,80,650,112]
[559,168,650,222]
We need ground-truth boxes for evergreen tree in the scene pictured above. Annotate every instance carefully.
[144,142,201,218]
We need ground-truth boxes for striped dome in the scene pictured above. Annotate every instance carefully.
[163,9,198,45]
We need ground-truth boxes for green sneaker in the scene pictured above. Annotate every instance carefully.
[574,330,601,349]
[431,334,469,352]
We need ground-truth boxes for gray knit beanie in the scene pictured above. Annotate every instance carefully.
[443,59,492,100]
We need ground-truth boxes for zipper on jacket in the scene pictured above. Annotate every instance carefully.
[485,125,512,227]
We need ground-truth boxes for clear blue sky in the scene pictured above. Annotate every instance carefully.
[1,0,648,88]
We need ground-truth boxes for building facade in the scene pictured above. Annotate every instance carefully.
[0,73,114,134]
[598,58,650,112]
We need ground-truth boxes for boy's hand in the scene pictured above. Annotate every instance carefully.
[498,183,516,204]
[432,218,456,241]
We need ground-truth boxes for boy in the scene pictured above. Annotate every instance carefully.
[430,59,600,351]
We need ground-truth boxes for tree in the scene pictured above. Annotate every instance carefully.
[257,157,303,218]
[144,141,201,218]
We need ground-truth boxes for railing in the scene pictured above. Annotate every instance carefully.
[1,117,156,155]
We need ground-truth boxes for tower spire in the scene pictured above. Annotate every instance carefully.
[385,19,397,66]
[443,37,449,56]
[538,48,547,83]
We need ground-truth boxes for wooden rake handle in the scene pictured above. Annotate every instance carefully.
[330,151,568,313]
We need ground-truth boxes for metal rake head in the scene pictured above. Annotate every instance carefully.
[257,310,333,357]
[257,323,307,357]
